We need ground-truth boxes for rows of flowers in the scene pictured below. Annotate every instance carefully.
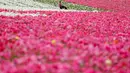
[0,8,55,15]
[65,0,130,11]
[0,9,130,73]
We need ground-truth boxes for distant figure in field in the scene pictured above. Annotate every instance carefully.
[58,0,67,9]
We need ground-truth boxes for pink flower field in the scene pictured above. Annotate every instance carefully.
[65,0,130,11]
[0,9,130,73]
